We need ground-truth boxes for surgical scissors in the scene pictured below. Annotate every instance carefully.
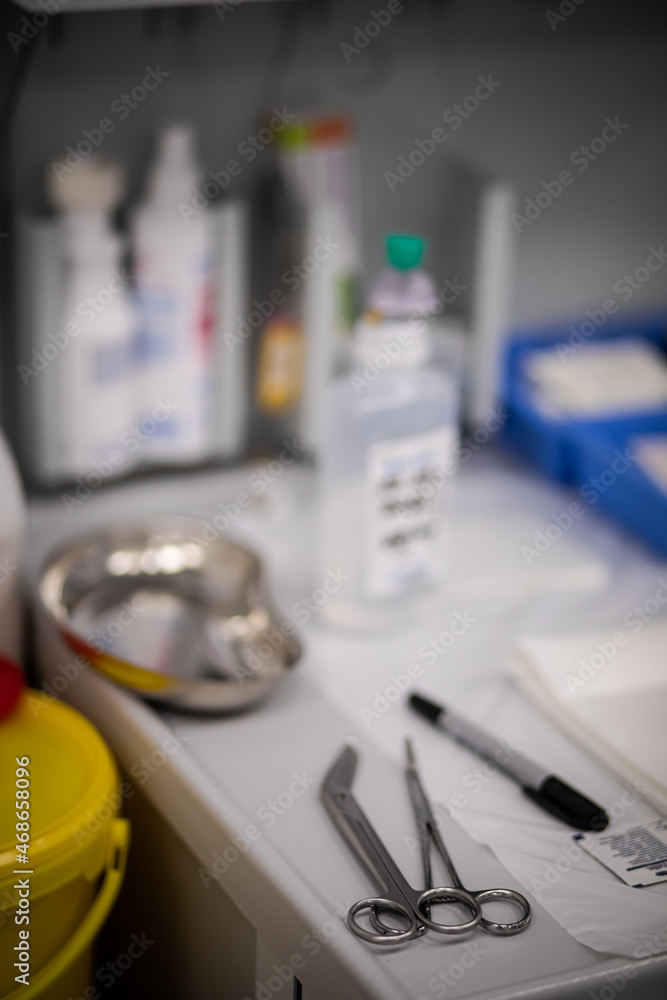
[321,740,532,946]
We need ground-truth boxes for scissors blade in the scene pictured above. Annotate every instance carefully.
[321,744,384,887]
[321,743,358,803]
[321,744,395,892]
[321,744,421,911]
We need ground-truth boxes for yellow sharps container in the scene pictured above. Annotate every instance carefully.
[0,690,130,1000]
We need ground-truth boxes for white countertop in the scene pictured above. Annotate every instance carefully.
[26,450,667,999]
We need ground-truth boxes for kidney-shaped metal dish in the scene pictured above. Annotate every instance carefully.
[37,517,302,712]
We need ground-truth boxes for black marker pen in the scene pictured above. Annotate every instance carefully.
[409,692,608,831]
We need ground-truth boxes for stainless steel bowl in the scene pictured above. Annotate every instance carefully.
[36,517,301,712]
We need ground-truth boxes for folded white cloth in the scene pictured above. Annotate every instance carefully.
[512,619,667,817]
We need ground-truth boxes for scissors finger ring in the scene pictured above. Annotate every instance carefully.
[349,897,417,945]
[472,888,532,935]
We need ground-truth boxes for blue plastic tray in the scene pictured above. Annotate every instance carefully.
[572,415,667,557]
[501,315,667,555]
[502,317,667,483]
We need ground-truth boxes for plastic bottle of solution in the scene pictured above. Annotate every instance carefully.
[256,115,361,453]
[133,126,215,462]
[318,235,459,630]
[0,430,25,662]
[47,158,134,476]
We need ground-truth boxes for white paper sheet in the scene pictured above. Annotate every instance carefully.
[523,339,667,416]
[512,620,667,815]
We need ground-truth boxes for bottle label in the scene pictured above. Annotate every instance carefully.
[364,427,455,598]
[134,289,178,363]
[92,342,131,383]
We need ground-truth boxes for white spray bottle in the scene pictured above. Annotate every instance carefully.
[47,158,134,478]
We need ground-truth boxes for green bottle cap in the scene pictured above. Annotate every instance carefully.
[277,119,309,150]
[385,234,425,270]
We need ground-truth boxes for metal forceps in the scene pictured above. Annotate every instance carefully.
[393,738,532,937]
[321,742,482,945]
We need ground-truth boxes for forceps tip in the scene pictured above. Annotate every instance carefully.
[404,737,417,768]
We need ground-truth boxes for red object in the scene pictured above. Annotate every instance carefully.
[0,654,24,720]
[308,115,353,146]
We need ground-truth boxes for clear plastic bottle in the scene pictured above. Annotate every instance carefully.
[318,235,459,630]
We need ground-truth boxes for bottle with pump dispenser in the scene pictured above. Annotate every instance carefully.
[133,126,215,463]
[318,235,459,630]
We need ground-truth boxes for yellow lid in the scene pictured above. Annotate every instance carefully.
[0,691,121,904]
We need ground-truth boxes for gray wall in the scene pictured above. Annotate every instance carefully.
[10,0,667,329]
